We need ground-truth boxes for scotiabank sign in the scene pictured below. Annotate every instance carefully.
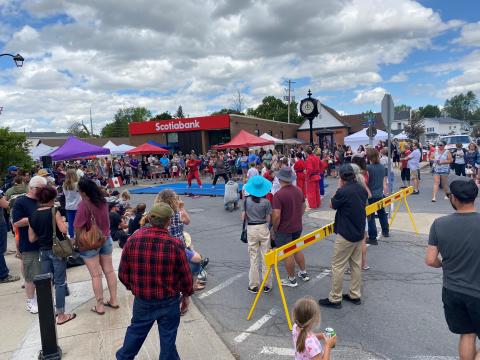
[129,115,230,135]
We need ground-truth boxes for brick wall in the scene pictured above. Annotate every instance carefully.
[229,115,299,140]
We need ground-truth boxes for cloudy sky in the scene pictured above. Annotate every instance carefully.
[0,0,479,133]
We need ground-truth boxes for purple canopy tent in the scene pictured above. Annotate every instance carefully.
[49,136,110,161]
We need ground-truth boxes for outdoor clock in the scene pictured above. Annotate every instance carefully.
[299,89,320,120]
[300,99,315,116]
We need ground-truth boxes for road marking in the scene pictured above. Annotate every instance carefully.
[260,346,295,356]
[315,269,331,280]
[412,357,457,360]
[197,273,244,300]
[234,307,278,343]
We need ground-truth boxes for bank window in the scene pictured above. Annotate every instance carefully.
[167,132,178,144]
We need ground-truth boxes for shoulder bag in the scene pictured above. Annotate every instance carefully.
[76,202,106,251]
[240,197,248,243]
[51,207,73,258]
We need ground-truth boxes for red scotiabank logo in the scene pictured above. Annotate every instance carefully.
[129,115,230,135]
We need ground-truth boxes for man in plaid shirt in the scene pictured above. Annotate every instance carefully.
[116,203,193,360]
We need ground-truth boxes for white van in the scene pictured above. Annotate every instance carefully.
[439,135,471,151]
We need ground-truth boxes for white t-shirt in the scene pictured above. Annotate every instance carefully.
[247,167,259,179]
[407,149,421,171]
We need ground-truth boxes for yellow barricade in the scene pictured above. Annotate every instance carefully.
[247,186,417,330]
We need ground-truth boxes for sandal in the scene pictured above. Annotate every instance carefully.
[103,301,120,309]
[90,306,105,315]
[57,313,76,325]
[193,282,206,291]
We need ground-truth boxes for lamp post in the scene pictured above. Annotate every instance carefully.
[0,53,24,67]
[299,90,321,146]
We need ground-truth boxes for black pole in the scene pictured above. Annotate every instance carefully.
[34,273,62,360]
[309,118,314,146]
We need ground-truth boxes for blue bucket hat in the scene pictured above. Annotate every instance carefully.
[244,175,272,198]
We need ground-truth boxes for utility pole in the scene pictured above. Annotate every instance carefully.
[284,80,296,123]
[89,107,93,136]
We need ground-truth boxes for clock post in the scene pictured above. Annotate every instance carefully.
[299,89,321,146]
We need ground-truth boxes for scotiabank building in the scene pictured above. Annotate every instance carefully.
[129,114,299,154]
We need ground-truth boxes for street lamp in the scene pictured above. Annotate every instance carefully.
[299,89,321,146]
[0,53,24,67]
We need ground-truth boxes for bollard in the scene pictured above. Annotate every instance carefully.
[34,273,62,360]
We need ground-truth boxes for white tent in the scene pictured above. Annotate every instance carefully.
[344,128,388,150]
[103,140,117,151]
[394,132,408,140]
[115,144,135,155]
[283,138,305,145]
[30,143,58,160]
[260,133,284,145]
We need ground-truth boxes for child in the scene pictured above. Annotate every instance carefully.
[171,163,179,178]
[292,297,336,360]
[247,162,259,180]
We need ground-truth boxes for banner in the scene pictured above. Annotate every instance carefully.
[129,115,230,135]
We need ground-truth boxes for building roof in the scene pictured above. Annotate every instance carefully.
[424,117,463,124]
[341,112,385,133]
[229,114,299,128]
[298,104,349,131]
[22,131,71,139]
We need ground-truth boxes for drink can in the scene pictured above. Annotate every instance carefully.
[324,327,336,348]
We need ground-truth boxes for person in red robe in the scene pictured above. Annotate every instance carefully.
[305,147,321,208]
[293,152,306,198]
[186,155,202,187]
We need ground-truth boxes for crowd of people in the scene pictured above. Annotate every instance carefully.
[1,136,480,360]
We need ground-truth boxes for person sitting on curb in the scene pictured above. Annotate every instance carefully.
[224,178,240,212]
[319,164,368,309]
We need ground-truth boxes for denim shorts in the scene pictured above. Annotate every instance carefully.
[79,236,113,259]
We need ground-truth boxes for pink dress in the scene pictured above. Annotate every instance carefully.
[292,324,323,360]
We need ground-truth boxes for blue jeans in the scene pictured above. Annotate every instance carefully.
[116,296,181,360]
[66,210,77,238]
[0,222,9,279]
[39,249,67,313]
[367,197,389,240]
[319,174,325,196]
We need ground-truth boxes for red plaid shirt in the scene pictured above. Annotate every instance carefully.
[118,226,193,300]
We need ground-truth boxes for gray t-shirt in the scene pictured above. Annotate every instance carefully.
[428,212,480,299]
[244,197,272,223]
[367,163,385,198]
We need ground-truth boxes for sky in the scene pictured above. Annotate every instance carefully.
[0,0,479,133]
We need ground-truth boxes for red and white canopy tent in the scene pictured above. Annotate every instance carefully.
[125,143,169,155]
[213,130,274,150]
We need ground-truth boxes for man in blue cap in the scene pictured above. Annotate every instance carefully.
[3,166,18,192]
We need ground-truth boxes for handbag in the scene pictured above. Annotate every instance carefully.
[240,198,248,243]
[51,207,73,258]
[76,202,106,251]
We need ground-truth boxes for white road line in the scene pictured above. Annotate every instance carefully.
[234,307,278,343]
[315,269,331,281]
[197,273,244,300]
[260,346,295,356]
[412,357,457,360]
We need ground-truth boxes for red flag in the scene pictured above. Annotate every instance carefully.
[108,177,123,188]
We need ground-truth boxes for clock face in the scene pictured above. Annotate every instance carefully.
[301,100,315,115]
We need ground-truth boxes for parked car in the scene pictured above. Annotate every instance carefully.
[439,135,471,151]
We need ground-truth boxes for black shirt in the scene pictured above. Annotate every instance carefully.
[128,212,143,235]
[29,207,65,251]
[331,181,368,242]
[12,195,39,253]
[109,211,122,236]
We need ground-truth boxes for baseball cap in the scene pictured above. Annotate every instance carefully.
[7,166,18,172]
[448,175,478,202]
[148,203,174,222]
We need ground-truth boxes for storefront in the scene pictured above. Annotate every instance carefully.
[129,114,299,154]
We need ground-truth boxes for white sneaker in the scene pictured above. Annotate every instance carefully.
[281,277,298,287]
[26,299,38,314]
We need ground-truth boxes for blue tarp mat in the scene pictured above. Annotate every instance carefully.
[129,182,243,196]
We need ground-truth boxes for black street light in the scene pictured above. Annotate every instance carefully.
[0,53,24,67]
[299,89,321,146]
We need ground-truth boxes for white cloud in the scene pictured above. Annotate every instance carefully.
[0,0,462,131]
[453,22,480,47]
[388,72,408,83]
[352,87,387,104]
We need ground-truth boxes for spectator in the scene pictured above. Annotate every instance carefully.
[272,167,309,287]
[28,185,76,325]
[63,169,81,238]
[405,142,421,194]
[224,179,239,212]
[425,176,480,360]
[109,201,129,245]
[319,164,368,308]
[0,189,20,284]
[128,203,146,235]
[116,203,193,360]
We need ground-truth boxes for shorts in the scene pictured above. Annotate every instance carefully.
[275,230,302,248]
[22,251,42,282]
[442,287,480,338]
[433,170,449,176]
[410,170,419,180]
[79,236,114,259]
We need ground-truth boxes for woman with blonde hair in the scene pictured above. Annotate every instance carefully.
[63,169,81,238]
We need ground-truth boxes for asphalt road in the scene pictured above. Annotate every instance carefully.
[131,169,461,360]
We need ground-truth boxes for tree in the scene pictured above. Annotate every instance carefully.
[0,128,33,178]
[210,108,243,116]
[444,91,479,123]
[395,104,411,112]
[152,112,173,120]
[101,107,152,137]
[417,105,441,119]
[175,105,185,119]
[67,121,91,138]
[232,89,244,113]
[403,110,425,140]
[246,96,302,123]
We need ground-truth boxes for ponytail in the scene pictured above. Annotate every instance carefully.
[296,324,309,353]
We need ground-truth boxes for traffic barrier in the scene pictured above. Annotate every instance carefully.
[247,186,417,330]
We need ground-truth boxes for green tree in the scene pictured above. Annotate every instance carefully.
[101,107,152,137]
[175,105,185,119]
[395,104,411,112]
[417,105,441,119]
[152,112,173,120]
[403,110,425,140]
[0,128,33,179]
[67,121,91,138]
[247,96,302,123]
[210,108,243,115]
[444,91,479,123]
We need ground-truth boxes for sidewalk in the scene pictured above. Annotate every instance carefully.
[0,235,235,360]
